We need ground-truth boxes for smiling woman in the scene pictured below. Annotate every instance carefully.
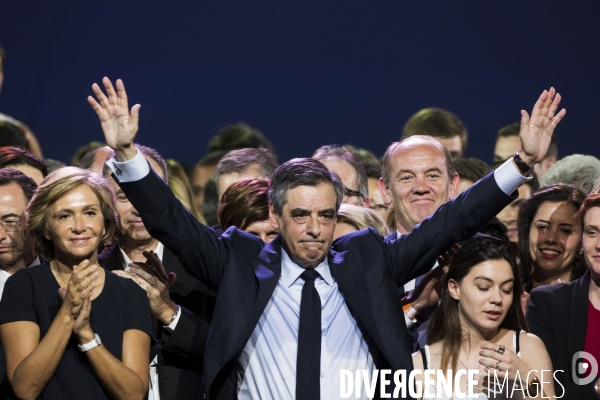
[517,183,586,291]
[0,167,152,400]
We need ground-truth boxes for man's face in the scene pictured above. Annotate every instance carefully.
[368,177,388,221]
[379,140,459,234]
[320,158,363,206]
[494,135,521,164]
[191,163,218,214]
[11,164,44,185]
[434,136,463,158]
[496,184,532,242]
[0,183,35,271]
[217,164,263,201]
[269,183,337,269]
[110,158,165,245]
[89,146,113,175]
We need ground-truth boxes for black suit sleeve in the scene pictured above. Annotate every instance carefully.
[161,307,210,375]
[384,172,515,286]
[117,169,229,292]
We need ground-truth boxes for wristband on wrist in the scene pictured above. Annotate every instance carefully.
[78,333,102,352]
[513,151,534,176]
[404,304,419,320]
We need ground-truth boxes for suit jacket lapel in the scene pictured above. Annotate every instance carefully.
[235,237,282,352]
[329,250,385,359]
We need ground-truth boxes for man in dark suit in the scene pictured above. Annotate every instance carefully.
[96,145,214,400]
[89,78,564,399]
[378,135,473,348]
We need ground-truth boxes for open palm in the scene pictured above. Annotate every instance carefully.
[519,87,566,165]
[87,77,140,152]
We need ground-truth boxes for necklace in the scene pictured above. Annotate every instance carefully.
[51,260,69,286]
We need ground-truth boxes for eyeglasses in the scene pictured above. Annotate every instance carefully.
[0,215,25,232]
[342,187,363,203]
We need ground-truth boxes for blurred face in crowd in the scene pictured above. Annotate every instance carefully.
[319,158,365,207]
[9,164,44,185]
[496,184,532,242]
[448,259,514,334]
[45,185,105,264]
[217,164,263,203]
[494,135,521,165]
[110,157,165,246]
[582,206,600,279]
[435,135,463,158]
[270,183,337,269]
[0,56,3,94]
[192,163,217,215]
[88,146,113,175]
[528,201,581,281]
[0,183,35,272]
[457,178,475,195]
[368,177,388,221]
[244,220,278,243]
[333,222,358,240]
[380,139,459,234]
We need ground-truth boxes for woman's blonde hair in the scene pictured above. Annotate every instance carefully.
[27,166,117,260]
[336,204,391,236]
[166,159,206,224]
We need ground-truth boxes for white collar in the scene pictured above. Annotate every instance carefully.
[120,242,164,271]
[280,248,333,288]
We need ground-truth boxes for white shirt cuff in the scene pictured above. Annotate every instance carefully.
[405,313,416,329]
[493,158,532,195]
[105,149,150,182]
[163,306,181,332]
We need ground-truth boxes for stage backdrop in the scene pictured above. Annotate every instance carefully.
[1,1,599,167]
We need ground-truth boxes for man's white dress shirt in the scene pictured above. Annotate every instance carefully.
[107,151,529,399]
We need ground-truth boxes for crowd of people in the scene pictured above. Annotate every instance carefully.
[0,41,599,400]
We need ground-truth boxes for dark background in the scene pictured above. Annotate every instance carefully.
[1,1,598,166]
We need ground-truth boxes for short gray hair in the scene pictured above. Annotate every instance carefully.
[381,135,456,186]
[215,147,278,196]
[541,154,600,195]
[312,145,368,202]
[269,158,343,216]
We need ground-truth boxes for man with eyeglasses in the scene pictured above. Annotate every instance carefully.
[312,145,370,208]
[0,168,40,299]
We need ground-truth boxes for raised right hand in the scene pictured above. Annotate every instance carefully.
[59,259,98,321]
[87,77,140,161]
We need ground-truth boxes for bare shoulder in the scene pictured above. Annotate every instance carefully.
[519,331,546,350]
[519,332,552,367]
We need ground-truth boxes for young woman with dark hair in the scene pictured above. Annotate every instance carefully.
[517,183,586,292]
[412,237,555,399]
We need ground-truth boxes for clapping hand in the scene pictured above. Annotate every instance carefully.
[519,87,566,166]
[87,77,140,161]
[58,259,99,342]
[113,250,178,325]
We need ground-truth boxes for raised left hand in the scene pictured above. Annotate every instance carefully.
[519,87,566,166]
